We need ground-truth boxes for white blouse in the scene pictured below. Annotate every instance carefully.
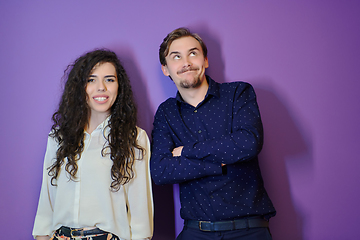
[33,119,153,240]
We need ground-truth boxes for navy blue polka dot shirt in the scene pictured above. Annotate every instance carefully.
[150,76,276,221]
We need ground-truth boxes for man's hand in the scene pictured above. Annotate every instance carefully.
[172,146,184,157]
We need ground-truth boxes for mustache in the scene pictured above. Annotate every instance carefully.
[177,67,199,74]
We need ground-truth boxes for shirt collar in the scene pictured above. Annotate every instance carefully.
[175,75,220,103]
[85,115,111,135]
[99,115,111,130]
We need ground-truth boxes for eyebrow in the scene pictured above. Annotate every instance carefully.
[169,47,200,56]
[169,51,180,56]
[188,47,200,52]
[88,74,116,78]
[105,75,116,78]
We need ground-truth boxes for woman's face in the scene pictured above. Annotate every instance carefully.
[85,62,118,119]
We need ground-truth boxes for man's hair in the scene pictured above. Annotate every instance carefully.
[48,49,143,191]
[159,27,208,66]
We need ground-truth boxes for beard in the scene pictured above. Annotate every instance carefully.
[177,67,202,89]
[179,76,202,89]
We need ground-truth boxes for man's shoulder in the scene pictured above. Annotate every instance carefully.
[217,80,253,93]
[220,80,251,88]
[154,97,178,115]
[158,97,177,107]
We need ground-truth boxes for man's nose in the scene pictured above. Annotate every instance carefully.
[183,56,192,67]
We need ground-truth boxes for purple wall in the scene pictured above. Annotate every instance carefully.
[1,1,359,239]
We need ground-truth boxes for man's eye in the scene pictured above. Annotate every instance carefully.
[190,51,197,56]
[174,55,181,60]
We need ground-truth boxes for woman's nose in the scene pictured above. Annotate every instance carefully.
[97,81,106,91]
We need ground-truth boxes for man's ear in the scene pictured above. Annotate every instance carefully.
[204,57,209,69]
[161,65,170,76]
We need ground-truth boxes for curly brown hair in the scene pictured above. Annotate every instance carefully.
[48,49,143,191]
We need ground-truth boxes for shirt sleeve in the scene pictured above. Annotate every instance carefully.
[150,105,223,185]
[181,83,264,164]
[33,136,57,238]
[125,128,154,240]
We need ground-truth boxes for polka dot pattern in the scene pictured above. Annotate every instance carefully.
[150,77,275,221]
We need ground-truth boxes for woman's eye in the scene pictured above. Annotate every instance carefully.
[106,78,115,82]
[87,78,95,83]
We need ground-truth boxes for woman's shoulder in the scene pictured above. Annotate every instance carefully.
[135,126,150,147]
[136,126,148,139]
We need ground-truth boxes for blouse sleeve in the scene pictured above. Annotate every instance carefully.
[32,135,57,238]
[125,128,153,240]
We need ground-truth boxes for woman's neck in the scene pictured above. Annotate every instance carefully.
[85,112,109,134]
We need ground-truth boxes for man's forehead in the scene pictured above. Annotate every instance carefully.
[168,36,202,53]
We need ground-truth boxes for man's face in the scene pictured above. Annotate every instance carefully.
[161,36,209,89]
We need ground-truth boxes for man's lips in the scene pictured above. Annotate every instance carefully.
[178,67,199,74]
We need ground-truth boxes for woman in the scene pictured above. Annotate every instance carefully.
[33,50,153,240]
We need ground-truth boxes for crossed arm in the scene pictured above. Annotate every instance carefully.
[150,83,263,185]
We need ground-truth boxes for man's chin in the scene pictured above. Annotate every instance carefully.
[180,78,201,89]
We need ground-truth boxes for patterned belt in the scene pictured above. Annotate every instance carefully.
[185,217,269,232]
[59,226,108,238]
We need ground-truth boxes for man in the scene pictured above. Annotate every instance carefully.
[150,27,276,240]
